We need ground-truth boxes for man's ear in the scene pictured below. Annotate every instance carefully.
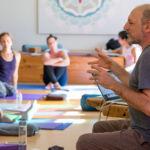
[143,21,150,33]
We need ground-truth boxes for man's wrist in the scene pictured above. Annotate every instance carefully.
[111,81,124,97]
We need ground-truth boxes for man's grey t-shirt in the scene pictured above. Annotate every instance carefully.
[129,45,150,141]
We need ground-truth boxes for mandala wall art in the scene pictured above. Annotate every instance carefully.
[38,0,149,34]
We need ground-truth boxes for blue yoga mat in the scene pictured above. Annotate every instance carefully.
[29,119,71,130]
[36,122,71,130]
[18,84,45,90]
[0,120,72,131]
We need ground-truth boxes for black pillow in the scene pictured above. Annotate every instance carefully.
[106,38,121,50]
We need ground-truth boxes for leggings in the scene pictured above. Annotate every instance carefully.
[43,65,66,85]
[0,81,15,98]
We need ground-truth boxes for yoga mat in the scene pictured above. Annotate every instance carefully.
[37,122,71,130]
[55,123,71,130]
[36,122,71,130]
[0,93,46,101]
[18,84,45,90]
[32,103,77,119]
[0,144,20,150]
[32,111,64,119]
[29,119,71,130]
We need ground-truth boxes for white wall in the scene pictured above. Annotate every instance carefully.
[0,0,120,53]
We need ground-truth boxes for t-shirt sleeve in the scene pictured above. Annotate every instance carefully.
[138,51,150,89]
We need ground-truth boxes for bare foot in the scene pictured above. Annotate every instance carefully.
[54,82,61,90]
[45,83,54,90]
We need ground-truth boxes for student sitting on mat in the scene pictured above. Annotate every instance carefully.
[111,30,142,72]
[42,34,70,90]
[0,32,21,97]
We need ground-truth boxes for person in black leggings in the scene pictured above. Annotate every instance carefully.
[43,66,66,87]
[42,34,70,90]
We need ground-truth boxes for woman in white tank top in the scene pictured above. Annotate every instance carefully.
[112,31,142,72]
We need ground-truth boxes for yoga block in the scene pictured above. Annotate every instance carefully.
[44,94,67,101]
[102,103,129,118]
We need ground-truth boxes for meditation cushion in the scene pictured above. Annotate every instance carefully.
[80,94,100,111]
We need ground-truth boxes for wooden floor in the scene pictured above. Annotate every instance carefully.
[0,89,101,150]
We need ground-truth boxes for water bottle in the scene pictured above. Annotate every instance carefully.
[16,92,23,107]
[18,119,27,150]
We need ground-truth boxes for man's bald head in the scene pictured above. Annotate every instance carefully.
[124,4,150,47]
[133,4,150,23]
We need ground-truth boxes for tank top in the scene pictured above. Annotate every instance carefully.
[0,53,16,83]
[122,45,135,67]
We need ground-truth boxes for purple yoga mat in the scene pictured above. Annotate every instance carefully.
[0,144,23,150]
[36,122,72,130]
[0,93,46,101]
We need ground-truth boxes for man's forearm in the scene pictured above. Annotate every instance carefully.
[112,81,150,116]
[44,58,62,65]
[110,61,130,86]
[53,59,70,67]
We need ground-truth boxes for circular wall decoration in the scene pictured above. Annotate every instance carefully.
[44,0,112,34]
[57,0,105,17]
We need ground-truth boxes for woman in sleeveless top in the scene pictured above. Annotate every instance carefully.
[112,31,142,72]
[0,32,21,96]
[42,34,70,90]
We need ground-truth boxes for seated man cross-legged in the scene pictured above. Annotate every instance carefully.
[76,4,150,150]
